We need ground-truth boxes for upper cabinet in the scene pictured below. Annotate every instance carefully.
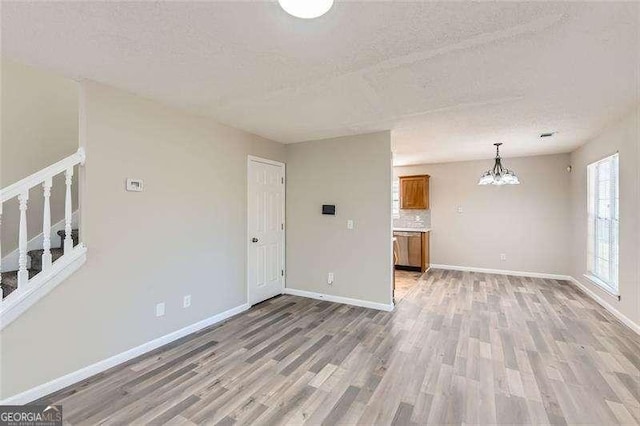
[399,175,430,209]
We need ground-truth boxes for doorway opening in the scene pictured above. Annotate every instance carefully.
[392,173,431,303]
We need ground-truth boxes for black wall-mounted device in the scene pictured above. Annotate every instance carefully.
[322,204,336,215]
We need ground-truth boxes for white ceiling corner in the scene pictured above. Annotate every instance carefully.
[2,1,638,165]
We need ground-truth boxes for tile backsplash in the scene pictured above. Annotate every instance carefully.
[393,209,431,229]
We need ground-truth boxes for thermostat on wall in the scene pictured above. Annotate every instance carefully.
[126,178,144,192]
[322,204,336,215]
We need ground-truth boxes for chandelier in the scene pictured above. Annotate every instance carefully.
[478,143,520,185]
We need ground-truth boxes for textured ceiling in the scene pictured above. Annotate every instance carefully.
[2,1,638,165]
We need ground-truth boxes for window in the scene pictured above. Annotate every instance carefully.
[587,153,619,295]
[392,178,400,218]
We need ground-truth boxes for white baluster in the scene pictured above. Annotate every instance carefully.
[42,177,53,271]
[64,167,73,253]
[18,191,29,287]
[0,203,3,299]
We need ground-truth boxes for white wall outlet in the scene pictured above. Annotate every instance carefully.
[347,220,354,230]
[156,302,165,317]
[126,178,144,192]
[457,206,463,214]
[500,253,507,261]
[328,273,334,285]
[183,295,191,308]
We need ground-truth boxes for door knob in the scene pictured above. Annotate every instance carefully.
[251,237,259,243]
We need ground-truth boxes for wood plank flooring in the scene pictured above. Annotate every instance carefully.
[38,270,640,425]
[393,270,421,302]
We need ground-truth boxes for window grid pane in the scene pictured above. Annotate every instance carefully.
[586,153,619,294]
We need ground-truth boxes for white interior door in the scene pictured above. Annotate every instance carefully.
[247,156,285,305]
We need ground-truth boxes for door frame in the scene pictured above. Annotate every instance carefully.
[246,155,286,306]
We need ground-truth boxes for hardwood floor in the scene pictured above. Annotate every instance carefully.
[39,270,640,425]
[393,270,422,302]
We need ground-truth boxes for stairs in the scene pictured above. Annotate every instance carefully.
[1,229,79,299]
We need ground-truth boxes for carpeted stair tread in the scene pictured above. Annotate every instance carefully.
[27,247,65,257]
[1,270,39,298]
[57,229,79,247]
[1,228,79,300]
[28,248,65,271]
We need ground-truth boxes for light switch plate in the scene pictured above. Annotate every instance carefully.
[183,295,191,308]
[156,302,165,317]
[126,178,144,192]
[347,220,354,230]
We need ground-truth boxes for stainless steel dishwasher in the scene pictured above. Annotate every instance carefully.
[393,231,422,270]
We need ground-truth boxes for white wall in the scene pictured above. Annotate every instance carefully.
[0,67,634,402]
[570,106,639,326]
[395,153,572,275]
[286,132,393,307]
[0,82,285,399]
[1,59,79,254]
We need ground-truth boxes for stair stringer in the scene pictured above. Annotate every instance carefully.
[0,244,86,330]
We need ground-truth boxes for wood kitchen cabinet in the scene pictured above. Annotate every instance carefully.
[399,175,430,209]
[408,236,422,267]
[422,231,430,272]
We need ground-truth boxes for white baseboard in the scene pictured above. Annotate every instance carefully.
[0,302,251,405]
[430,264,639,335]
[2,211,79,271]
[284,287,394,312]
[567,277,640,335]
[430,264,572,281]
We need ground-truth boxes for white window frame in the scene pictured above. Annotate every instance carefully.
[586,153,619,296]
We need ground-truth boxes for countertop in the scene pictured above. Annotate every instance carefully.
[393,227,431,233]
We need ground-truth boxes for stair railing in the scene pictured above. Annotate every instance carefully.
[0,148,85,300]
